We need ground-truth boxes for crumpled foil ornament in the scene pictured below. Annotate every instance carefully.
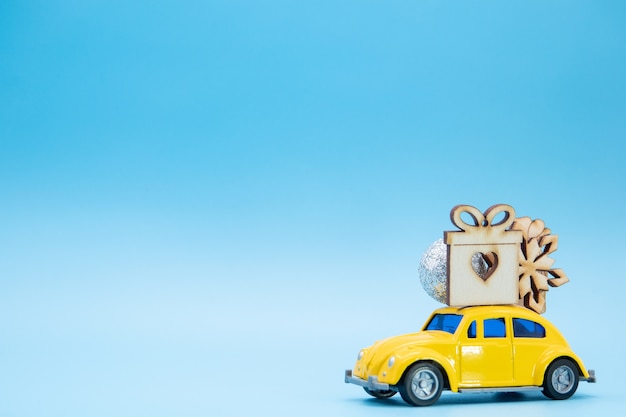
[419,239,491,304]
[418,239,448,303]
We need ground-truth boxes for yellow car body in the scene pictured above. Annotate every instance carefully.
[345,305,595,406]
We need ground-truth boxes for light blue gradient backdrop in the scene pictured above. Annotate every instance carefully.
[1,1,625,416]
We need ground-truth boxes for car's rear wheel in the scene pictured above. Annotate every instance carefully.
[542,358,579,400]
[363,387,396,399]
[398,362,443,406]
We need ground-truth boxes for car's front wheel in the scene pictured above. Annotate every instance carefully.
[542,358,579,400]
[363,387,396,399]
[398,362,444,406]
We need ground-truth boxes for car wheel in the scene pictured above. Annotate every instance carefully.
[542,358,579,400]
[363,387,397,399]
[398,363,444,406]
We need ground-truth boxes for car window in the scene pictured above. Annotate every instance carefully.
[425,314,463,334]
[467,321,476,338]
[484,318,506,338]
[513,318,546,338]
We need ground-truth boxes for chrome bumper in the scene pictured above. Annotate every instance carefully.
[344,369,392,391]
[581,369,596,383]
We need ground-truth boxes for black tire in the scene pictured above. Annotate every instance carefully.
[363,387,397,399]
[398,363,444,406]
[542,358,579,400]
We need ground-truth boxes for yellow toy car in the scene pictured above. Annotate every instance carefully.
[345,304,595,406]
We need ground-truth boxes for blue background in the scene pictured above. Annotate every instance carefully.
[1,1,624,416]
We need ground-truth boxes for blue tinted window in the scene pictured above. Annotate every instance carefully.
[484,318,506,338]
[513,318,546,338]
[425,314,463,334]
[467,321,476,338]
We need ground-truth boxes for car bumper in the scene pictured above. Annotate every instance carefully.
[581,369,596,383]
[344,369,393,391]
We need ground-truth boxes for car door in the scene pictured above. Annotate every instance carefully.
[511,317,548,385]
[459,315,514,387]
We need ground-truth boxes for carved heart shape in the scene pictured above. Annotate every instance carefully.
[471,252,498,281]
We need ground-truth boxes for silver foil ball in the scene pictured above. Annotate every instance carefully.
[418,239,490,304]
[418,239,448,304]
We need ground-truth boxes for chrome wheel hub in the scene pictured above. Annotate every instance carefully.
[552,365,575,394]
[411,369,439,399]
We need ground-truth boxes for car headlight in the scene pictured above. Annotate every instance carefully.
[388,356,395,368]
[357,350,364,360]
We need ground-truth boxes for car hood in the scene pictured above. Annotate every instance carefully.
[361,330,454,373]
[370,330,454,354]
